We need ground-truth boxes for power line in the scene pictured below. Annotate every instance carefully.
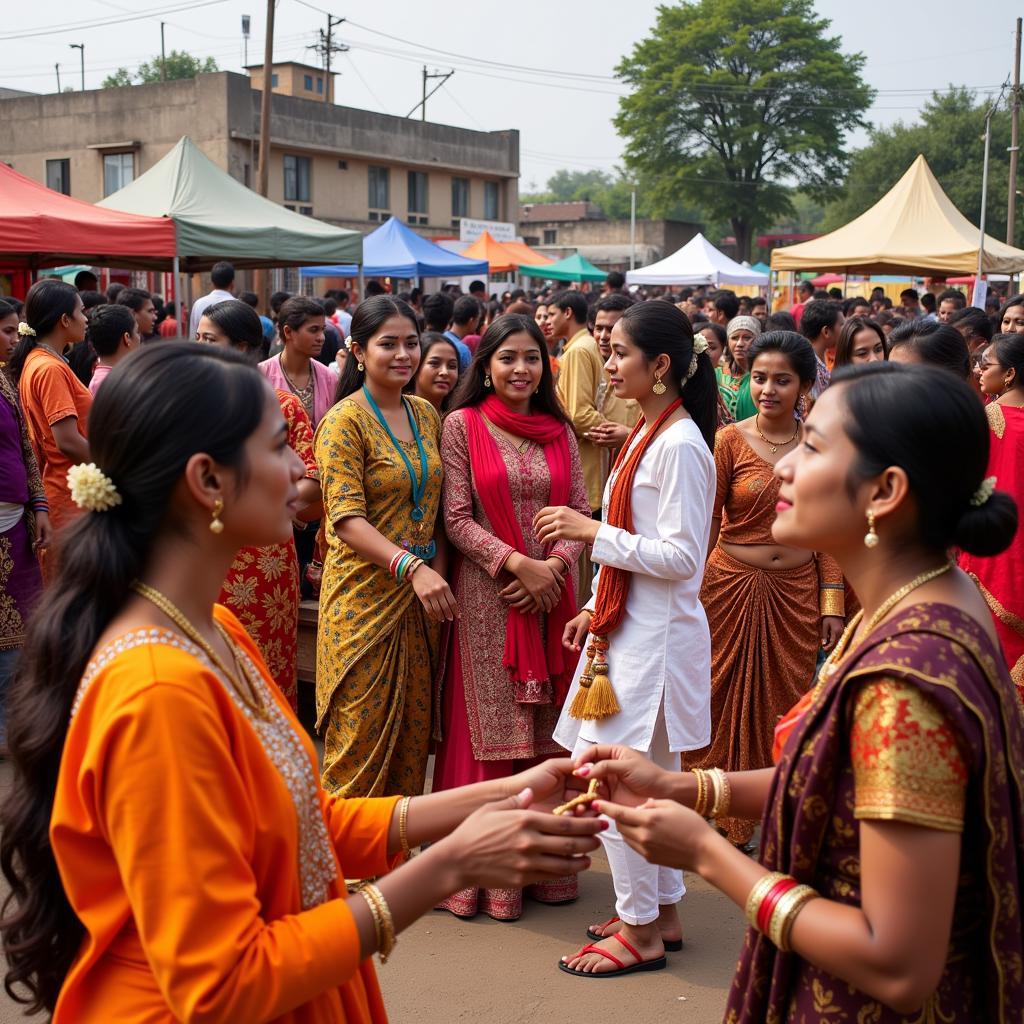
[0,0,232,40]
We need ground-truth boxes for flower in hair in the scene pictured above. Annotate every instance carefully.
[344,335,354,352]
[17,322,35,337]
[686,335,709,380]
[970,476,997,507]
[67,463,122,512]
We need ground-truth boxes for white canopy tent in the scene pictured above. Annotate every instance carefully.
[626,232,770,287]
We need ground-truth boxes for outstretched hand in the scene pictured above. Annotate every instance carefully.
[593,797,713,872]
[572,744,676,808]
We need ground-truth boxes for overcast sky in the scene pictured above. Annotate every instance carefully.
[2,0,1020,192]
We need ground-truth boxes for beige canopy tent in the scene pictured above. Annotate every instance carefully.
[771,155,1024,276]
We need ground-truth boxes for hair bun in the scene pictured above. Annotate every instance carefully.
[954,490,1018,557]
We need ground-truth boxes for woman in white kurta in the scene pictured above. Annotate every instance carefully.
[535,301,718,977]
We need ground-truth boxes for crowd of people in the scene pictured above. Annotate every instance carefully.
[0,259,1022,1023]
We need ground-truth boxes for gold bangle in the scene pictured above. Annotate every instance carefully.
[358,887,383,955]
[709,768,731,819]
[744,871,788,931]
[359,883,396,963]
[398,796,412,860]
[819,585,845,618]
[769,884,817,952]
[691,769,708,817]
[406,557,425,579]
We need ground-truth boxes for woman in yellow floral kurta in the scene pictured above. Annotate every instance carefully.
[315,295,451,799]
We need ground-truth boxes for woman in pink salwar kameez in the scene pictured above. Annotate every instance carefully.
[432,314,591,920]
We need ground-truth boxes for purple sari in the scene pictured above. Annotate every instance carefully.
[726,603,1024,1023]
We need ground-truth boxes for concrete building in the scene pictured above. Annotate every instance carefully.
[520,201,701,270]
[246,60,337,104]
[0,66,519,239]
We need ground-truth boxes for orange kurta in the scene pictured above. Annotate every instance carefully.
[51,605,400,1024]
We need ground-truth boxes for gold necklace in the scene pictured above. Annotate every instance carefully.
[132,581,268,719]
[755,414,799,454]
[814,561,953,696]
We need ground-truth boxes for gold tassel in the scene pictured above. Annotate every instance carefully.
[569,637,620,721]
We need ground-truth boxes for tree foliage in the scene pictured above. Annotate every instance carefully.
[102,50,219,88]
[614,0,873,260]
[824,88,1018,244]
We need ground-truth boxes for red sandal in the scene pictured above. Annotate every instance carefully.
[586,915,684,952]
[558,931,668,978]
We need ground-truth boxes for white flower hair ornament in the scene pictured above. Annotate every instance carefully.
[970,476,997,507]
[17,322,36,337]
[344,335,354,352]
[67,463,122,513]
[686,334,710,380]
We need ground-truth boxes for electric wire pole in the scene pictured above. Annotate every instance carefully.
[309,15,346,103]
[408,66,453,121]
[1008,17,1021,248]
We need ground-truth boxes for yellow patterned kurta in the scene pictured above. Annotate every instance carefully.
[315,396,442,798]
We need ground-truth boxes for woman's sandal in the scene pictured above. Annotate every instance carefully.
[585,915,683,952]
[558,931,668,978]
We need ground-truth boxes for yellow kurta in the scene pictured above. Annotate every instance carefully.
[555,329,606,511]
[315,396,442,798]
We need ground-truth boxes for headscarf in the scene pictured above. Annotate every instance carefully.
[726,315,762,340]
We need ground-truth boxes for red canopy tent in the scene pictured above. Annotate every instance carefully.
[0,161,176,271]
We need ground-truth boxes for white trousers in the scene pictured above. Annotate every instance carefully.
[573,708,685,926]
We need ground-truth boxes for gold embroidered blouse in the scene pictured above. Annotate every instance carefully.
[850,677,967,833]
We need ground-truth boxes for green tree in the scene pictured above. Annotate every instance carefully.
[824,88,1016,244]
[614,0,873,261]
[102,50,219,88]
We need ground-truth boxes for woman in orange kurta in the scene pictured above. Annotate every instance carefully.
[0,343,602,1023]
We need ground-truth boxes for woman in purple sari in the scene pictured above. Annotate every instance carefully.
[0,299,50,742]
[570,363,1024,1022]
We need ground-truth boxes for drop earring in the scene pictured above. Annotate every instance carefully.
[209,498,225,535]
[652,374,667,395]
[357,362,364,372]
[863,509,879,549]
[484,374,492,388]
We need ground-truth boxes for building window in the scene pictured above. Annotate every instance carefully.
[484,181,500,220]
[407,171,428,215]
[368,165,389,211]
[543,228,557,245]
[451,177,469,219]
[103,152,134,197]
[317,76,324,94]
[304,74,313,91]
[271,73,279,87]
[284,154,311,203]
[46,158,71,195]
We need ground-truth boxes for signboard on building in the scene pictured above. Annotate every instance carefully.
[459,217,516,243]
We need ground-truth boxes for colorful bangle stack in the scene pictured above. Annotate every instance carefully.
[398,795,413,860]
[358,882,397,963]
[388,551,424,583]
[691,767,731,819]
[29,497,49,513]
[745,872,818,953]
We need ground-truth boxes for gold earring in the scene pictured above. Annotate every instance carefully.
[357,362,364,372]
[652,374,667,396]
[209,498,225,534]
[864,509,878,549]
[484,374,492,388]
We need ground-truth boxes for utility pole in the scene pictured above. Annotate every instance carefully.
[629,188,637,270]
[55,63,61,92]
[255,0,276,312]
[408,66,454,121]
[70,43,84,91]
[160,22,166,81]
[242,14,251,68]
[1008,16,1022,248]
[308,14,346,104]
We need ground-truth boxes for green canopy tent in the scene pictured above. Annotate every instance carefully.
[519,251,606,283]
[97,136,363,276]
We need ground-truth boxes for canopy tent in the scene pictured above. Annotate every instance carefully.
[502,240,553,266]
[812,273,846,286]
[0,161,176,271]
[519,251,605,282]
[625,233,770,286]
[770,155,1024,276]
[460,231,518,273]
[751,261,772,276]
[298,216,487,279]
[97,136,362,271]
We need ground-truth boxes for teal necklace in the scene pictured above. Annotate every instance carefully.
[362,385,436,560]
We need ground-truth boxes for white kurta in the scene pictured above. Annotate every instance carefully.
[553,416,715,754]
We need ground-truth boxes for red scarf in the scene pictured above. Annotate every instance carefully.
[465,394,576,703]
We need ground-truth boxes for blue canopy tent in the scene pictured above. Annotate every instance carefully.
[300,216,488,280]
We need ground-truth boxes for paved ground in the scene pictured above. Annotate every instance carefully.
[0,757,739,1024]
